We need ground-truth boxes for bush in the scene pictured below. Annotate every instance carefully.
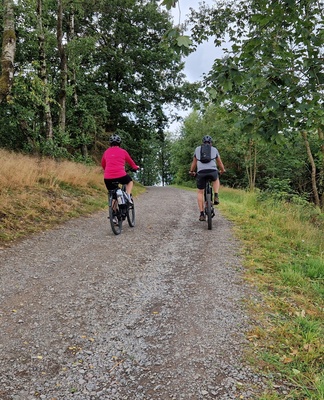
[258,177,309,205]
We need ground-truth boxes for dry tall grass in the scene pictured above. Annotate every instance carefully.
[0,148,103,190]
[0,149,107,245]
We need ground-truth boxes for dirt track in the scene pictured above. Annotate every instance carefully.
[0,186,267,399]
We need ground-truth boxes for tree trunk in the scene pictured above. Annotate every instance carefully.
[253,142,257,190]
[318,127,324,209]
[37,0,53,140]
[245,139,256,191]
[0,0,16,104]
[67,8,88,158]
[159,130,165,186]
[301,130,320,207]
[57,0,67,132]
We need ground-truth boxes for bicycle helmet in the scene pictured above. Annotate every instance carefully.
[109,134,122,145]
[202,135,213,143]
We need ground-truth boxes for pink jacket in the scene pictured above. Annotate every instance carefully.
[101,146,139,179]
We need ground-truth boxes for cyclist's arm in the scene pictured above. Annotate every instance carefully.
[189,156,197,174]
[216,155,225,174]
[101,154,106,170]
[125,152,139,171]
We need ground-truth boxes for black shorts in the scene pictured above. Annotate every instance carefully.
[196,169,218,190]
[104,174,132,191]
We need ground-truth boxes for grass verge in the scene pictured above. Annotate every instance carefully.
[0,149,145,246]
[220,187,324,400]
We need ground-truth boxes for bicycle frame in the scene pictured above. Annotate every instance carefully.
[204,179,215,230]
[108,184,135,235]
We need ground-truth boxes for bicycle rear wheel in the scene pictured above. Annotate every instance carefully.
[206,190,212,230]
[126,200,135,227]
[109,203,122,235]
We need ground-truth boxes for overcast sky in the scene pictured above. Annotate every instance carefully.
[168,0,226,133]
[171,0,219,83]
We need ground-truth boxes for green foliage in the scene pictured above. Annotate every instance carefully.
[170,103,313,200]
[173,0,324,207]
[162,27,193,56]
[258,178,310,205]
[161,0,177,9]
[136,139,161,186]
[170,110,205,184]
[0,0,196,180]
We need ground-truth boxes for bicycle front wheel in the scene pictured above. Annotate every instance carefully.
[126,201,135,227]
[206,192,212,230]
[109,204,122,235]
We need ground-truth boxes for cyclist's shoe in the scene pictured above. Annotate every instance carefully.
[112,217,118,225]
[214,194,219,205]
[199,213,206,221]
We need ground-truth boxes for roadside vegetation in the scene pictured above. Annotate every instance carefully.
[1,149,323,399]
[220,187,324,400]
[0,149,144,245]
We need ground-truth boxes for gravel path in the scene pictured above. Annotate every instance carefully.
[0,186,267,399]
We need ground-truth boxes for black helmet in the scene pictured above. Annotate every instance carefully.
[202,135,213,143]
[109,134,121,145]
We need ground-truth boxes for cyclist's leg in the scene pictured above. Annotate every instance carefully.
[209,171,220,204]
[196,173,206,219]
[104,179,119,192]
[117,175,133,196]
[125,180,133,196]
[212,177,220,194]
[105,179,118,212]
[197,189,204,212]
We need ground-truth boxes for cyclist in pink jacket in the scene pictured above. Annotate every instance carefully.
[101,134,139,200]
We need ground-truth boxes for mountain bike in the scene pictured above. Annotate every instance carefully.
[108,184,135,235]
[204,178,215,230]
[189,171,215,230]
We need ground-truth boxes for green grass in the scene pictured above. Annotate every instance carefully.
[0,181,146,245]
[219,187,324,400]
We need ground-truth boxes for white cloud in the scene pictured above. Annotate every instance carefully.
[171,0,210,25]
[168,1,225,133]
[184,39,221,82]
[171,0,219,83]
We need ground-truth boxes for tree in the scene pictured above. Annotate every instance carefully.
[37,0,53,140]
[189,0,324,208]
[56,0,67,133]
[170,101,311,197]
[0,0,16,103]
[81,0,195,162]
[0,0,196,174]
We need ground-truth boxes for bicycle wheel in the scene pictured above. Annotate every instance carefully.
[205,187,212,230]
[109,200,122,235]
[126,199,135,227]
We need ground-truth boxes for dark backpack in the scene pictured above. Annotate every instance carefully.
[199,143,212,163]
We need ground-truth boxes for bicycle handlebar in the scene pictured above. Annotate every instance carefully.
[189,170,225,177]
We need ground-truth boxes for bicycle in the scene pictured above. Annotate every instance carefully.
[189,171,216,230]
[108,183,135,235]
[204,178,215,230]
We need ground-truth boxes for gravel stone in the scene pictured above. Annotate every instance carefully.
[0,186,268,399]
